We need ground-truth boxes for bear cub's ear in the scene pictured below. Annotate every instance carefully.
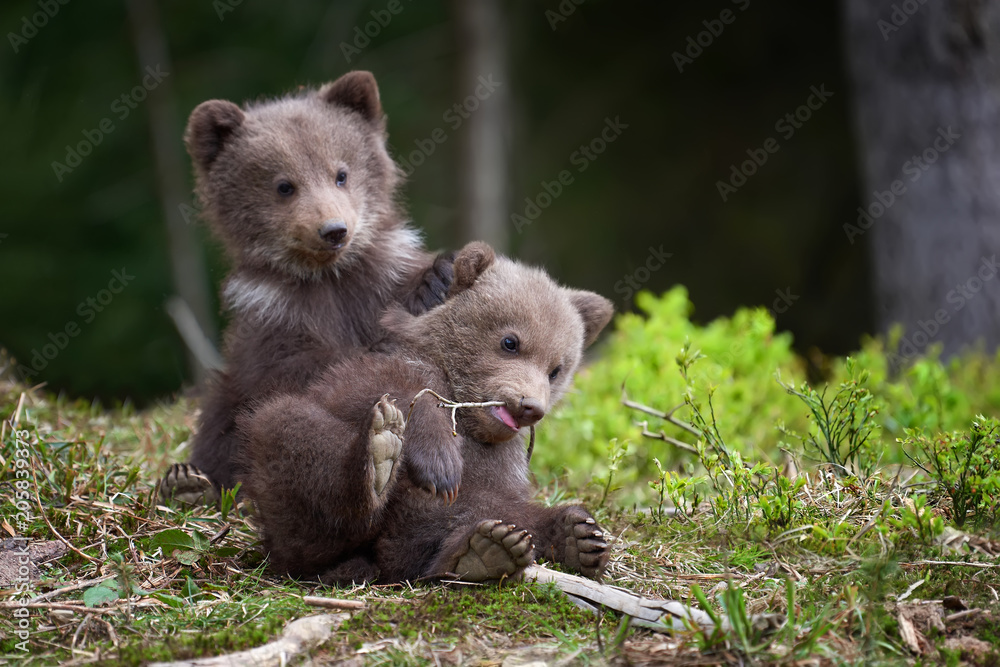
[321,71,383,123]
[448,242,496,298]
[185,100,245,169]
[567,290,614,348]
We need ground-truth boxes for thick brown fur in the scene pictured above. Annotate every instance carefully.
[183,71,452,490]
[239,242,615,582]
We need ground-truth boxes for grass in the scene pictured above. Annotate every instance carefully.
[1,377,999,666]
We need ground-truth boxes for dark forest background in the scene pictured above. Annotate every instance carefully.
[0,0,946,404]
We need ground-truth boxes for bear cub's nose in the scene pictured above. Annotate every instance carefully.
[319,219,348,248]
[517,398,545,426]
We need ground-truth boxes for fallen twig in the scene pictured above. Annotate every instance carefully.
[524,564,733,633]
[0,602,115,615]
[28,575,117,604]
[148,613,350,667]
[30,465,99,565]
[302,596,365,610]
[945,608,982,623]
[906,560,1000,569]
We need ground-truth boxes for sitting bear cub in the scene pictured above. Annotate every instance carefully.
[240,242,614,583]
[161,71,451,501]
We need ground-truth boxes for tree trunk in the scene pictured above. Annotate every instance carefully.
[454,0,510,251]
[126,0,219,383]
[843,0,1000,363]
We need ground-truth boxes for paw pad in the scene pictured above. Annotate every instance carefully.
[450,519,533,582]
[370,395,405,496]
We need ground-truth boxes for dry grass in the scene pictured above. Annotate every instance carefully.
[1,380,999,666]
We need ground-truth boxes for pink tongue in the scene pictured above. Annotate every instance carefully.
[491,405,519,430]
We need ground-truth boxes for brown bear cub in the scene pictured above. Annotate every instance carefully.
[239,242,614,583]
[161,71,452,500]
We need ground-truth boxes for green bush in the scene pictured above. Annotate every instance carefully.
[535,286,1000,509]
[536,286,804,498]
[903,416,1000,529]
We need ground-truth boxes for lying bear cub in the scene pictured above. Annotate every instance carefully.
[239,242,614,583]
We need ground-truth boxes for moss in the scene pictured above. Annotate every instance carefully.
[340,581,604,649]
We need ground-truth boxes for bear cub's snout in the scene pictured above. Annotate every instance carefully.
[319,219,349,248]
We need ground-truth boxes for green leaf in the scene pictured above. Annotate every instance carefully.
[181,576,202,599]
[83,582,119,608]
[148,528,195,557]
[174,550,201,566]
[190,530,211,552]
[149,592,186,608]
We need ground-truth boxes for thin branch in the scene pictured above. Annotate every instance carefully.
[301,596,365,610]
[635,421,698,453]
[620,388,700,437]
[0,602,115,614]
[407,388,503,436]
[31,461,99,565]
[28,575,117,604]
[904,560,1000,569]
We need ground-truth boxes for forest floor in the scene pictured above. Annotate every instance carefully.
[1,380,999,666]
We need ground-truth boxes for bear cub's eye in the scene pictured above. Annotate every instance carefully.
[276,181,295,197]
[501,336,519,353]
[549,366,561,381]
[335,170,348,187]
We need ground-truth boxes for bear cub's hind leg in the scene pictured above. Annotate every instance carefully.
[369,395,405,498]
[432,520,533,582]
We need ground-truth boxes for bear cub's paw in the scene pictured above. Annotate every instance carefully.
[369,394,405,497]
[446,520,533,582]
[562,507,610,579]
[157,463,221,506]
[404,432,463,505]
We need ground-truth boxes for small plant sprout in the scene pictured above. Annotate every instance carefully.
[777,358,882,479]
[597,438,628,509]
